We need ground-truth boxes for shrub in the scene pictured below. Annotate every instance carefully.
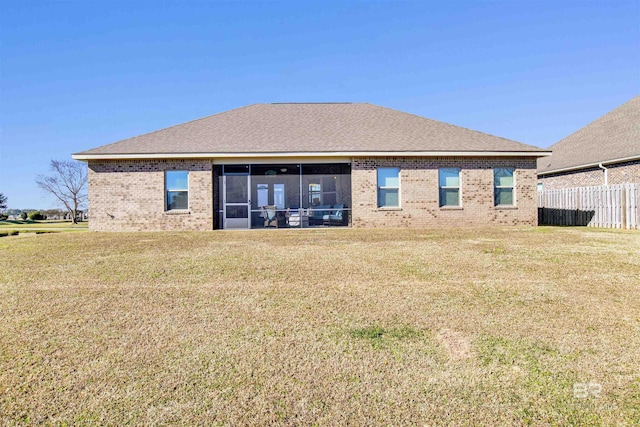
[0,214,7,221]
[28,211,44,221]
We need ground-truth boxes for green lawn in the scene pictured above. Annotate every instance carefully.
[0,227,639,425]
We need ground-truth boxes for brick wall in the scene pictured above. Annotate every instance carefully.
[88,160,213,231]
[88,156,539,231]
[538,160,640,190]
[609,160,640,184]
[351,156,538,227]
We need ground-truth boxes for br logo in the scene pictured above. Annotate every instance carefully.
[573,382,602,399]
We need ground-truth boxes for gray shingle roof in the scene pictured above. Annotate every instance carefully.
[74,103,545,157]
[538,96,640,174]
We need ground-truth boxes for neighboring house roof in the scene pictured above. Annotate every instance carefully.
[73,103,547,160]
[538,96,640,175]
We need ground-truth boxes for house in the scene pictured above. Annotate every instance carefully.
[537,96,640,190]
[72,103,549,231]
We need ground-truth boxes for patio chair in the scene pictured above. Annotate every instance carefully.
[309,205,331,225]
[261,205,285,228]
[322,204,346,226]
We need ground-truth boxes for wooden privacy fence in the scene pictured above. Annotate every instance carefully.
[538,184,640,229]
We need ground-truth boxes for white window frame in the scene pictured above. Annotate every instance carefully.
[377,167,400,208]
[439,168,461,207]
[494,167,515,207]
[165,170,189,211]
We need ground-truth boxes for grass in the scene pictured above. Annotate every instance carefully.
[349,325,423,350]
[0,227,639,425]
[0,220,88,233]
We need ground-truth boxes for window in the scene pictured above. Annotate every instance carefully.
[439,168,461,207]
[377,167,400,207]
[307,177,338,206]
[166,170,188,210]
[273,183,285,209]
[256,184,269,207]
[309,183,322,205]
[494,167,515,206]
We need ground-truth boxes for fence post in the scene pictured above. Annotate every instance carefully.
[622,185,628,229]
[574,188,579,226]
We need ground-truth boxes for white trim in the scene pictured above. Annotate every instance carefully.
[377,167,401,208]
[72,151,550,161]
[213,157,350,164]
[438,167,462,208]
[165,170,189,211]
[538,154,640,176]
[494,167,516,207]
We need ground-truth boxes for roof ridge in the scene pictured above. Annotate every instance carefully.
[270,102,355,104]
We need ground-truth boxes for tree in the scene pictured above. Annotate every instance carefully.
[20,211,28,220]
[43,209,65,220]
[28,211,44,221]
[36,160,88,224]
[0,194,7,219]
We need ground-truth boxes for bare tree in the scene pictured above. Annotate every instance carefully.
[36,160,87,224]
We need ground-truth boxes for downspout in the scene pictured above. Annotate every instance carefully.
[598,163,608,185]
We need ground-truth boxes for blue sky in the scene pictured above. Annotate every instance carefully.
[1,1,638,209]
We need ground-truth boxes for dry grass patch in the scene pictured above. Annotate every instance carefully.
[436,329,471,361]
[1,227,639,425]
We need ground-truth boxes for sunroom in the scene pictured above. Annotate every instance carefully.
[213,162,351,229]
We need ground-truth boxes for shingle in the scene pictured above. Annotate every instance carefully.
[75,103,544,156]
[538,96,640,174]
